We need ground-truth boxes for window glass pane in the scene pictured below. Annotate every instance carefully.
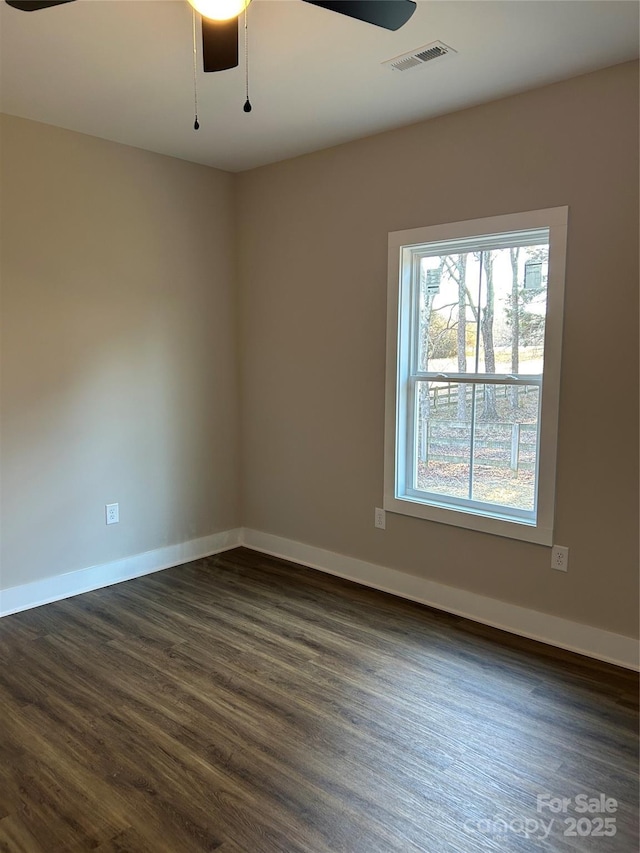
[476,246,548,375]
[418,254,479,374]
[470,384,540,510]
[417,243,548,376]
[415,381,471,499]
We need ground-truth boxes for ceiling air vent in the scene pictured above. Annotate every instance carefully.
[383,41,457,72]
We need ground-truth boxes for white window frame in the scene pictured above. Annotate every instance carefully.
[384,207,568,545]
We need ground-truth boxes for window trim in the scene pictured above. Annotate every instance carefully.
[384,207,568,546]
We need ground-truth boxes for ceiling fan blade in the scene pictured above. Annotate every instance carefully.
[201,16,239,73]
[5,0,75,10]
[301,0,416,31]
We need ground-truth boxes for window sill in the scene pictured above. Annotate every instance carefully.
[383,493,553,546]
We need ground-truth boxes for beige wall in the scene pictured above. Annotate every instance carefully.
[236,61,639,638]
[1,115,240,589]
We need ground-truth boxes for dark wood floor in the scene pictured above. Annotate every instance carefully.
[0,547,637,852]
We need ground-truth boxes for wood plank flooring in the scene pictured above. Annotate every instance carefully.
[0,547,637,852]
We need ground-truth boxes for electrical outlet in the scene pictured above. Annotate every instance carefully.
[374,507,386,530]
[551,545,569,572]
[106,503,119,525]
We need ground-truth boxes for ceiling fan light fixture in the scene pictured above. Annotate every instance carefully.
[188,0,250,22]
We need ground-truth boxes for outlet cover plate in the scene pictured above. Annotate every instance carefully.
[106,503,119,525]
[551,545,568,571]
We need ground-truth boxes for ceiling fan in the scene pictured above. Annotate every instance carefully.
[5,0,417,73]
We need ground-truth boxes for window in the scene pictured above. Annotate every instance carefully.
[384,208,568,545]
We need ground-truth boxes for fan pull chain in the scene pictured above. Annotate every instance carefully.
[192,8,200,130]
[243,5,252,113]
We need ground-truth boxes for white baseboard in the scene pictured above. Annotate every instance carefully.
[0,528,243,618]
[241,528,639,672]
[2,526,637,671]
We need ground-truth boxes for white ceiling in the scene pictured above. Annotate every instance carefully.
[1,0,638,172]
